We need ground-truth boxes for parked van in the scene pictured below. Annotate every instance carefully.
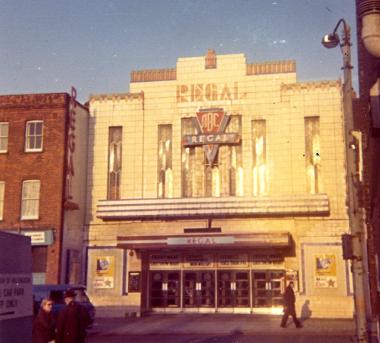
[33,284,95,325]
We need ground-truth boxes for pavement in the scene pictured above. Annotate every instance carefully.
[88,314,355,338]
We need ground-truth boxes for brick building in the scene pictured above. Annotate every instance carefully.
[85,51,354,318]
[0,92,88,284]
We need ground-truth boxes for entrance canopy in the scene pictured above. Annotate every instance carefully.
[117,232,291,250]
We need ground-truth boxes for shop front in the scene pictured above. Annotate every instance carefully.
[146,253,286,314]
[117,232,293,314]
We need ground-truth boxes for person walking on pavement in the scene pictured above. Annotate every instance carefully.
[56,289,90,343]
[280,281,302,328]
[32,298,56,343]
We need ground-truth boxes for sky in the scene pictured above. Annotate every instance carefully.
[0,0,358,103]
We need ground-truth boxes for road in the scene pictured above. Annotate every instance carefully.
[86,314,355,343]
[88,333,353,343]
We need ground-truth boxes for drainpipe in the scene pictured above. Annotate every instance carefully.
[359,0,380,58]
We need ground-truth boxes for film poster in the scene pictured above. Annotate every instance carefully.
[93,256,115,289]
[314,254,337,288]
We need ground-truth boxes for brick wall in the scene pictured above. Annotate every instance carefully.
[0,93,67,283]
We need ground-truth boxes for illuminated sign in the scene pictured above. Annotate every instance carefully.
[182,108,240,165]
[167,236,234,245]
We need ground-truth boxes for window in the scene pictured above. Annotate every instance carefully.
[108,127,122,200]
[252,120,267,196]
[0,181,4,220]
[0,122,9,153]
[181,115,242,197]
[25,121,43,152]
[21,180,40,220]
[305,117,322,194]
[158,125,173,198]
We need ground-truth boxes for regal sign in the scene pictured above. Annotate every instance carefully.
[167,236,234,245]
[176,82,247,103]
[64,87,79,210]
[182,108,240,165]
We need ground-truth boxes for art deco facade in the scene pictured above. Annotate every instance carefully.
[0,92,88,284]
[86,51,353,318]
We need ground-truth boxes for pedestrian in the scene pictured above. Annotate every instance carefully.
[32,298,56,343]
[56,289,90,343]
[280,281,302,328]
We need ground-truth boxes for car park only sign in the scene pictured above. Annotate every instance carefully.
[0,273,32,320]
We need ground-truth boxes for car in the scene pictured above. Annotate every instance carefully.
[33,284,95,325]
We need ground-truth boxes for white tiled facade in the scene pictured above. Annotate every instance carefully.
[85,52,353,318]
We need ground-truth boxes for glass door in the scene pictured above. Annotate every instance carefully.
[150,271,165,307]
[269,271,284,307]
[252,271,270,307]
[217,270,250,308]
[252,270,285,307]
[167,272,180,307]
[235,271,250,307]
[150,271,180,308]
[183,271,215,308]
[183,272,197,307]
[200,271,215,307]
[218,271,233,307]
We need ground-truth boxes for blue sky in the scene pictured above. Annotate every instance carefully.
[0,0,357,102]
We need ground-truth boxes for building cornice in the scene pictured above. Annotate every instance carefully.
[281,80,342,92]
[130,60,296,83]
[131,68,177,83]
[246,60,296,75]
[0,93,67,109]
[89,92,144,102]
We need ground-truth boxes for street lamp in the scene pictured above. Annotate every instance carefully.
[322,19,369,343]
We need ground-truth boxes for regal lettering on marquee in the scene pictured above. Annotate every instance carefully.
[186,237,216,245]
[176,82,246,103]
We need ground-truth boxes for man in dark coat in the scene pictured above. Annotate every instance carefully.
[280,281,302,328]
[56,289,90,343]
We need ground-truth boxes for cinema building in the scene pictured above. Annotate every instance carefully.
[86,50,354,318]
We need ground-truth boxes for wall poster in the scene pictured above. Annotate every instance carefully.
[93,256,115,289]
[314,254,337,288]
[128,272,141,293]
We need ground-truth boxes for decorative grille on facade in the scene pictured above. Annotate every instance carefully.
[158,124,173,198]
[108,126,122,200]
[304,116,322,194]
[252,120,267,196]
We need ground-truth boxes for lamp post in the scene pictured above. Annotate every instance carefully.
[322,19,368,343]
